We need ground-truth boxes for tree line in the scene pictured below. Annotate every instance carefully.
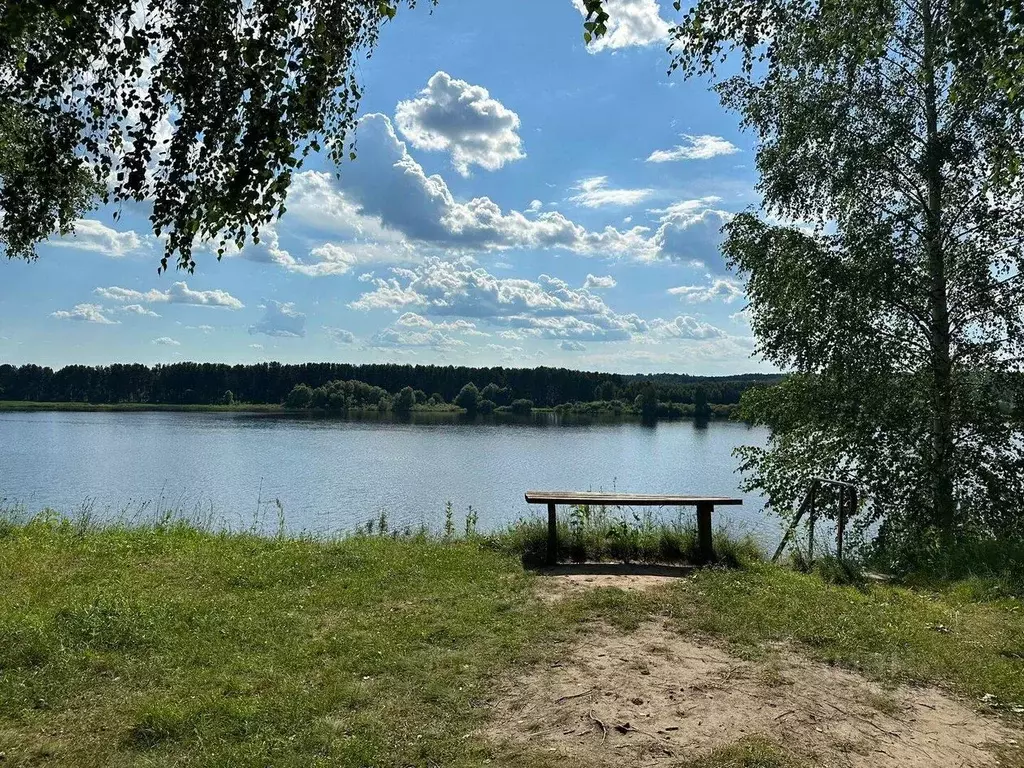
[0,362,779,409]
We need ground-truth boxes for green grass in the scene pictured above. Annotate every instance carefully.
[486,505,763,566]
[1,515,1022,766]
[0,519,558,767]
[680,737,805,768]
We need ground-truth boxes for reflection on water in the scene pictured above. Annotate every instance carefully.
[0,410,778,545]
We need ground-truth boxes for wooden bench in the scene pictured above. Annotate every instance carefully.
[524,491,743,566]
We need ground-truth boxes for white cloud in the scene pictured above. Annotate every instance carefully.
[152,336,181,346]
[395,71,525,176]
[324,327,357,344]
[249,343,264,350]
[351,258,646,342]
[668,278,745,303]
[570,176,654,208]
[333,114,653,259]
[49,219,145,257]
[574,0,671,52]
[649,198,733,270]
[95,281,244,309]
[651,315,727,340]
[526,199,544,214]
[583,274,617,290]
[228,222,414,277]
[560,340,587,351]
[249,300,306,338]
[120,304,160,317]
[370,326,468,350]
[51,303,119,324]
[646,135,740,163]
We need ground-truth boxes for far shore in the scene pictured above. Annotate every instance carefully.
[0,400,740,419]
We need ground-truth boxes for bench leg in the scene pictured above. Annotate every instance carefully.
[547,503,558,565]
[697,502,714,564]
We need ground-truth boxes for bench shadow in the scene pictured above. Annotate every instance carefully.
[528,562,696,578]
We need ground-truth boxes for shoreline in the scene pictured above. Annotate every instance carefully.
[0,400,740,419]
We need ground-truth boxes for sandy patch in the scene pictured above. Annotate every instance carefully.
[533,564,693,603]
[485,622,1022,767]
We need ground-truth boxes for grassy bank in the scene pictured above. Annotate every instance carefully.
[1,515,1022,766]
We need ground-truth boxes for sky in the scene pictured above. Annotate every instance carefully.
[0,0,771,375]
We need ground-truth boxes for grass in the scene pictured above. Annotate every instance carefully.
[1,512,1023,766]
[0,517,559,767]
[679,737,804,768]
[487,504,763,566]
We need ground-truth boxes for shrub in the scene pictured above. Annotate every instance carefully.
[393,386,415,413]
[284,383,313,409]
[510,398,533,415]
[454,383,480,414]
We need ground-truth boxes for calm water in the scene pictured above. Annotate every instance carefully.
[0,411,781,545]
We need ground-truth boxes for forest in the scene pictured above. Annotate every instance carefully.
[0,362,778,409]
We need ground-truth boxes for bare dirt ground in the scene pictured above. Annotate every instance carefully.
[485,573,1023,767]
[532,564,694,603]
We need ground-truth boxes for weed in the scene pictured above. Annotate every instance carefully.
[444,500,455,538]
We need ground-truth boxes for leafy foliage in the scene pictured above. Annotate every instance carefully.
[666,0,1024,545]
[0,0,433,270]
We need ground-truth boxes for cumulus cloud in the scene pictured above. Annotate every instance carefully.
[570,176,654,208]
[651,315,727,340]
[334,114,653,258]
[95,281,244,309]
[249,300,306,338]
[350,257,646,342]
[668,278,745,303]
[573,0,671,52]
[237,117,732,270]
[395,71,525,176]
[560,340,587,351]
[583,274,617,290]
[120,304,160,317]
[324,327,357,344]
[646,135,740,163]
[649,198,732,270]
[49,219,146,257]
[152,336,181,346]
[51,303,118,324]
[396,312,486,335]
[370,326,468,350]
[229,221,414,277]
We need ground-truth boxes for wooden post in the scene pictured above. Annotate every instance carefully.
[547,503,557,565]
[807,481,818,564]
[836,487,846,561]
[696,501,714,564]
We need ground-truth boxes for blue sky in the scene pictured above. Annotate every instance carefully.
[1,0,770,375]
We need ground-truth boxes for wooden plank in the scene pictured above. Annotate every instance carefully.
[525,491,742,506]
[696,501,714,563]
[547,502,557,566]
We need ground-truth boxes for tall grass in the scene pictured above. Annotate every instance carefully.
[486,504,762,567]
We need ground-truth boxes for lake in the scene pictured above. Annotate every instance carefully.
[0,411,781,545]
